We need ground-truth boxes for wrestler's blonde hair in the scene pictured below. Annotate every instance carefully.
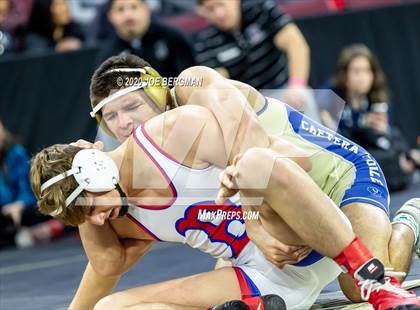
[30,144,90,226]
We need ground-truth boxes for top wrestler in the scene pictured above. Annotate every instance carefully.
[29,56,419,310]
[87,54,420,300]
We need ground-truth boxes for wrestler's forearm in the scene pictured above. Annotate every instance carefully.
[69,263,121,310]
[79,221,125,275]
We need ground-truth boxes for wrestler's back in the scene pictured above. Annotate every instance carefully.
[112,107,250,259]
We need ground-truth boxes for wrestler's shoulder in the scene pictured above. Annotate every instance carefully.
[166,104,212,120]
[147,105,214,131]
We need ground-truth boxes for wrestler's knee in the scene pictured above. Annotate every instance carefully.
[94,294,125,310]
[236,148,290,192]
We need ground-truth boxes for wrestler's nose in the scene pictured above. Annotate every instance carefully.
[117,112,133,130]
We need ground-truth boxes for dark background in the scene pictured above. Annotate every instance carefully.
[1,2,419,155]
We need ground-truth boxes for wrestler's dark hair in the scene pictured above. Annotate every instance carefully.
[90,54,151,108]
[333,44,388,103]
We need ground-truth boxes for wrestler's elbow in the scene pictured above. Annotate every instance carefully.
[178,66,221,86]
[90,253,126,277]
[176,66,223,100]
[91,261,123,277]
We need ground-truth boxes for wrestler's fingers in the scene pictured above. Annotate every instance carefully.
[215,187,235,205]
[297,249,312,262]
[272,240,302,254]
[221,165,239,181]
[272,253,295,262]
[219,173,234,189]
[70,139,99,149]
[232,153,243,166]
[225,165,239,178]
[93,141,104,150]
[219,169,236,189]
[293,246,312,258]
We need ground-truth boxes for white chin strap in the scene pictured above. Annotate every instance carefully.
[90,67,150,118]
[40,149,120,216]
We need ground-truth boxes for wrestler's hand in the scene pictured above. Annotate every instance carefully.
[248,220,312,268]
[216,154,243,205]
[70,139,104,151]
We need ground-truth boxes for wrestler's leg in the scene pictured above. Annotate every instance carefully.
[231,148,419,308]
[338,203,415,302]
[234,147,354,258]
[94,267,241,310]
[123,303,200,310]
[389,223,415,274]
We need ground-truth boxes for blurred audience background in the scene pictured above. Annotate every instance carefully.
[25,0,85,54]
[95,0,195,77]
[318,44,420,191]
[0,119,70,249]
[0,0,419,249]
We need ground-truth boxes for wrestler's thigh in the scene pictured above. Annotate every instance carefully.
[258,201,305,245]
[98,267,241,308]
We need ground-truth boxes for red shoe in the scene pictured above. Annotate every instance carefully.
[355,259,420,310]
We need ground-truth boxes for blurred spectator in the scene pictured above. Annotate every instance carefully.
[0,120,39,246]
[195,0,314,115]
[0,0,14,55]
[25,0,84,54]
[2,0,33,34]
[68,0,107,43]
[0,120,36,228]
[96,0,195,78]
[0,120,68,249]
[319,44,420,191]
[0,0,34,55]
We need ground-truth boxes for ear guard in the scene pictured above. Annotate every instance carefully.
[40,149,120,216]
[90,66,172,135]
[141,66,172,112]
